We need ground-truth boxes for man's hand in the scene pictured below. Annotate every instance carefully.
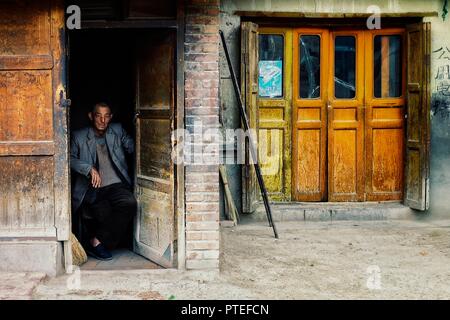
[90,168,102,188]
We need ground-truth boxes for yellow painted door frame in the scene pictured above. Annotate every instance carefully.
[257,27,292,201]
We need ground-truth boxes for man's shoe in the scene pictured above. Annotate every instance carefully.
[86,243,113,261]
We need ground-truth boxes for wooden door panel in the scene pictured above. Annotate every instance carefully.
[0,71,53,142]
[0,2,51,56]
[257,29,292,201]
[332,129,357,194]
[364,29,406,201]
[404,22,431,210]
[0,1,68,240]
[328,31,365,202]
[134,31,175,267]
[241,22,259,213]
[292,29,328,201]
[0,157,55,234]
[296,129,321,194]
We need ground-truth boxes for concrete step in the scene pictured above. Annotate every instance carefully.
[239,202,426,223]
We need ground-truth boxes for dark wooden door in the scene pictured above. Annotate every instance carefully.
[0,0,70,262]
[404,22,431,211]
[134,31,176,267]
[241,22,260,213]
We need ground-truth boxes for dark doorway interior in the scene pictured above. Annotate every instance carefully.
[69,29,135,135]
[68,29,160,269]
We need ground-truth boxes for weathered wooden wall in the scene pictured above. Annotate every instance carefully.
[0,0,68,275]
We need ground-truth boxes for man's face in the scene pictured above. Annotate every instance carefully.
[89,106,112,133]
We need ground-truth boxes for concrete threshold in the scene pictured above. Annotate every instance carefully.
[240,201,426,223]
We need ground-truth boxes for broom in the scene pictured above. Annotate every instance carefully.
[70,232,87,266]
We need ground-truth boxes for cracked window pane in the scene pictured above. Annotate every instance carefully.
[299,35,321,99]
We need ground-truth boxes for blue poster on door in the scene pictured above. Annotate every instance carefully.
[258,60,282,98]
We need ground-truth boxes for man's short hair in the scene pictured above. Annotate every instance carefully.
[92,102,112,114]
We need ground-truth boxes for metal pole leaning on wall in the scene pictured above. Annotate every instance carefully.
[219,30,279,239]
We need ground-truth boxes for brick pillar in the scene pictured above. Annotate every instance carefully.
[184,0,220,270]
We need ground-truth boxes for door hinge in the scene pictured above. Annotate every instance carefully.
[59,90,71,108]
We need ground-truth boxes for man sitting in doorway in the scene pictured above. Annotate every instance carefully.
[70,102,137,260]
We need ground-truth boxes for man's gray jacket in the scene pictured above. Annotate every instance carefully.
[70,123,134,212]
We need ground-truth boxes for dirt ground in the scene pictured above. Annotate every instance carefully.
[220,219,450,299]
[32,219,450,300]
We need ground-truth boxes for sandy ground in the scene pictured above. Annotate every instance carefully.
[220,220,450,299]
[30,219,450,300]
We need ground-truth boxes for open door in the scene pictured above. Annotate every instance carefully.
[0,1,71,270]
[134,31,176,268]
[404,22,431,211]
[241,22,260,213]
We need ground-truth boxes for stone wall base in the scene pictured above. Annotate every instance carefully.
[0,240,64,277]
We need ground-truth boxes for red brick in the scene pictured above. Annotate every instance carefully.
[185,89,206,99]
[186,221,219,231]
[186,259,219,270]
[186,6,220,16]
[186,0,219,5]
[185,107,219,116]
[203,79,219,88]
[186,231,219,241]
[186,165,218,172]
[185,61,219,72]
[186,183,219,193]
[185,15,219,26]
[186,250,219,260]
[186,202,219,212]
[185,79,204,90]
[186,34,219,43]
[186,240,219,250]
[186,213,218,222]
[185,53,218,63]
[186,24,219,35]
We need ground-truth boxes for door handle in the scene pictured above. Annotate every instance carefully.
[134,111,140,124]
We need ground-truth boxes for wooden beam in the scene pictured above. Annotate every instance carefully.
[235,11,439,18]
[80,19,178,29]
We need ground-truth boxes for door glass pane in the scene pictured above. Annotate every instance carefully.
[299,35,321,99]
[334,36,356,99]
[374,35,402,98]
[258,34,284,98]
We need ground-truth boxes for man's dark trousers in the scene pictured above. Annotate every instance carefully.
[82,182,137,250]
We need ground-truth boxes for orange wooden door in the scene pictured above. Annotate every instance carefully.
[327,30,365,201]
[291,28,406,202]
[364,29,406,201]
[292,29,329,201]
